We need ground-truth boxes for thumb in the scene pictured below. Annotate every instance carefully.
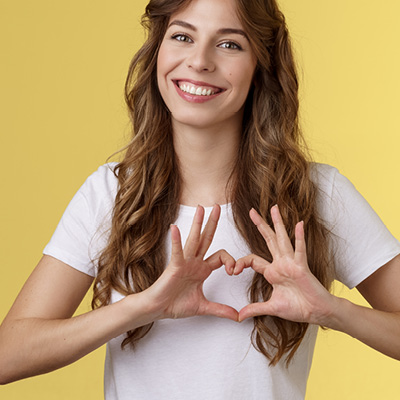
[238,302,274,322]
[200,301,239,322]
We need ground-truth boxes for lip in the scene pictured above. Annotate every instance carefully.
[172,79,226,104]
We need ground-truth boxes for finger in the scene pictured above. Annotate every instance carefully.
[170,224,184,262]
[294,221,308,266]
[197,204,220,257]
[249,208,280,257]
[234,254,269,276]
[200,301,239,322]
[238,302,275,322]
[205,249,236,273]
[184,205,205,256]
[270,205,294,256]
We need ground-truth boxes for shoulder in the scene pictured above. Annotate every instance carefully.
[309,162,339,192]
[77,163,119,208]
[42,163,119,276]
[309,163,339,210]
[63,162,119,231]
[308,162,363,231]
[81,163,119,195]
[309,162,358,206]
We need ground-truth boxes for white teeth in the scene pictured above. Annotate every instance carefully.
[178,82,217,96]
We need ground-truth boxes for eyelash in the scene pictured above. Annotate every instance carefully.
[170,34,243,51]
[171,33,193,43]
[219,41,242,51]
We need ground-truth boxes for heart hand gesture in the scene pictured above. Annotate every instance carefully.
[235,206,335,325]
[147,204,238,322]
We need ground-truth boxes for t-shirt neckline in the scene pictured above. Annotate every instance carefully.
[179,203,231,215]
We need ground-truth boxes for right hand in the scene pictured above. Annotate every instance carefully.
[145,204,238,322]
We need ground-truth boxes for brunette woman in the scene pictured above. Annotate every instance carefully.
[1,0,400,399]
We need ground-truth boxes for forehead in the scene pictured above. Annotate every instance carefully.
[168,0,243,30]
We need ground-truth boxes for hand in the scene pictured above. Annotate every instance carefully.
[235,206,335,325]
[146,204,238,322]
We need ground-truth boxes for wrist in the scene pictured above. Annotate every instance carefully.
[119,290,162,332]
[316,294,349,331]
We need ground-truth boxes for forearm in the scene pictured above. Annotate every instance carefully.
[323,296,400,360]
[0,291,155,384]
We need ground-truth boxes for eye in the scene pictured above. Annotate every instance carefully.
[218,41,242,51]
[171,33,193,43]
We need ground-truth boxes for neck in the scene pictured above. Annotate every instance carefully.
[173,121,240,207]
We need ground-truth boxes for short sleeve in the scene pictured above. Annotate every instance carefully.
[311,164,400,289]
[43,163,118,277]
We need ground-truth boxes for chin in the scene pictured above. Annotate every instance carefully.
[171,112,219,130]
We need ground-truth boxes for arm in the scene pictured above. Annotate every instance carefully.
[0,205,237,384]
[0,255,156,384]
[235,206,400,360]
[334,255,400,359]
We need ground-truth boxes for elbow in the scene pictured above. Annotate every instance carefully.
[0,357,15,385]
[0,330,13,384]
[0,360,25,385]
[0,377,12,386]
[0,343,21,385]
[0,349,34,385]
[0,367,13,386]
[0,324,29,385]
[0,349,9,385]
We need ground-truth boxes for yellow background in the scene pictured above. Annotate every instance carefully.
[1,0,399,398]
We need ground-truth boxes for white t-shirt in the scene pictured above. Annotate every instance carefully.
[43,163,400,400]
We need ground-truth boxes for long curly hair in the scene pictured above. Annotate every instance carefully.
[92,0,335,365]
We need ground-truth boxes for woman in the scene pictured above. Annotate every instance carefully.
[1,0,399,399]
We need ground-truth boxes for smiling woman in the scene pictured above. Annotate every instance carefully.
[156,0,257,130]
[1,0,400,399]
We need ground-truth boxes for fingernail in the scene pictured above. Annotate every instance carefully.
[249,208,258,216]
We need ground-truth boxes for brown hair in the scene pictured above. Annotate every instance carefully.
[92,0,334,365]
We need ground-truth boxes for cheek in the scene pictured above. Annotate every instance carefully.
[242,70,256,99]
[229,60,256,88]
[231,72,255,100]
[156,45,168,81]
[157,48,172,99]
[157,44,182,78]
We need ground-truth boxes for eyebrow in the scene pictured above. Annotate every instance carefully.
[168,20,249,40]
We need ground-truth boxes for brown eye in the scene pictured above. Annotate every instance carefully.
[219,41,242,50]
[172,34,193,43]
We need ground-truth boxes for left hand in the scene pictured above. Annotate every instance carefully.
[235,205,337,324]
[145,204,238,322]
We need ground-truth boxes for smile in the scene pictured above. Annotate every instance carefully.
[179,83,216,96]
[175,80,224,97]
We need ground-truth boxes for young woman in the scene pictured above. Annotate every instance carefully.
[1,0,400,399]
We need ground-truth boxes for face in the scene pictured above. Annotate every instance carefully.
[157,0,257,132]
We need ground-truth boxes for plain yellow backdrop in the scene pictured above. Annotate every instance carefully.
[1,0,399,398]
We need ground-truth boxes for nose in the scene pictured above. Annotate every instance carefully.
[185,43,216,73]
